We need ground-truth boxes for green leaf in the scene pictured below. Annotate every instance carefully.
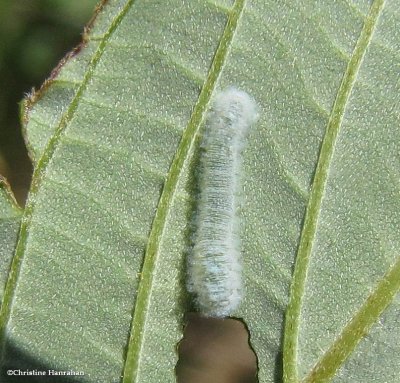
[3,0,232,382]
[2,0,400,382]
[284,1,400,382]
[22,1,120,162]
[0,178,22,304]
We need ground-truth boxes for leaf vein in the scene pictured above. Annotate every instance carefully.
[0,0,136,360]
[121,0,250,381]
[283,0,386,381]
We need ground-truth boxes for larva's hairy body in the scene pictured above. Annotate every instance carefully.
[188,88,258,317]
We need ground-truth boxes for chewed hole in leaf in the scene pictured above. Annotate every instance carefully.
[176,313,258,383]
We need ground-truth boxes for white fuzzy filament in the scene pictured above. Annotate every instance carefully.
[187,87,258,317]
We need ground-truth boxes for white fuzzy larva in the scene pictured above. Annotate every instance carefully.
[187,87,259,317]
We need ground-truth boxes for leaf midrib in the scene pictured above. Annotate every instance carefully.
[121,0,248,381]
[283,0,386,382]
[0,0,135,364]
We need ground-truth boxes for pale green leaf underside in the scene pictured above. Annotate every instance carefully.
[0,180,21,305]
[1,0,399,383]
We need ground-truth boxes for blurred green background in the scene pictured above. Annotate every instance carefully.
[0,0,98,204]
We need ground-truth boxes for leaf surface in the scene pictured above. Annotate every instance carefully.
[1,0,399,382]
[0,179,21,304]
[2,0,230,382]
[284,1,400,382]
